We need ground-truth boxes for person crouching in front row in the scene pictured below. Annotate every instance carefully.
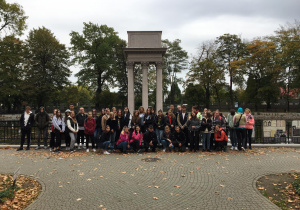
[143,125,158,152]
[116,126,131,154]
[214,124,228,152]
[99,125,114,155]
[161,126,174,152]
[130,125,143,154]
[172,125,186,152]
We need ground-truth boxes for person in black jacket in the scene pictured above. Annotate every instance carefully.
[116,109,124,143]
[143,125,158,152]
[76,107,87,149]
[161,126,174,152]
[106,112,118,146]
[17,106,35,151]
[123,107,132,129]
[154,110,165,146]
[177,105,189,147]
[144,108,155,130]
[165,109,176,132]
[201,112,212,152]
[35,106,50,150]
[99,125,113,155]
[172,125,186,152]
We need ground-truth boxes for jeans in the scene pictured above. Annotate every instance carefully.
[245,129,253,149]
[189,131,200,151]
[102,141,114,150]
[236,129,246,150]
[77,130,85,145]
[202,133,211,150]
[20,128,31,149]
[161,140,174,150]
[65,131,71,147]
[94,127,101,140]
[85,134,95,149]
[229,128,237,147]
[155,129,163,144]
[69,132,77,150]
[37,127,48,147]
[117,141,130,152]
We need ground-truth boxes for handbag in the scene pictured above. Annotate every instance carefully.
[234,114,243,128]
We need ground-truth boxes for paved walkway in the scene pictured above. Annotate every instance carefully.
[0,148,299,210]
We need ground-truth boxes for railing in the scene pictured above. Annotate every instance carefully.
[1,120,300,144]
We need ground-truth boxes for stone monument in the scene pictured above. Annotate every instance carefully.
[123,31,167,112]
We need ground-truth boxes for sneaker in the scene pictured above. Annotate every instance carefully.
[70,150,74,153]
[230,146,234,150]
[241,147,245,151]
[79,143,82,148]
[234,147,238,151]
[78,145,81,150]
[49,148,52,152]
[17,147,23,151]
[93,148,96,152]
[137,149,142,155]
[103,151,110,155]
[35,146,40,150]
[162,149,166,152]
[86,149,89,153]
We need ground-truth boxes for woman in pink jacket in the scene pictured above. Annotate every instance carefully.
[245,108,255,150]
[130,125,143,154]
[116,126,131,154]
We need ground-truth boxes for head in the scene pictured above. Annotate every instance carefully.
[182,105,186,113]
[56,109,61,118]
[40,107,44,113]
[148,125,154,132]
[79,107,84,114]
[245,108,251,114]
[53,109,57,115]
[146,108,151,115]
[175,125,180,133]
[88,111,92,118]
[237,107,243,114]
[69,103,74,111]
[101,108,105,115]
[191,111,197,119]
[206,112,211,119]
[105,125,110,133]
[215,109,220,118]
[25,106,31,114]
[158,109,163,116]
[169,104,175,111]
[124,107,129,114]
[109,112,114,120]
[117,109,122,117]
[135,125,140,132]
[151,108,155,114]
[112,107,116,114]
[134,110,139,117]
[168,109,173,116]
[138,106,145,114]
[177,105,181,112]
[230,109,236,116]
[203,108,207,113]
[70,111,76,118]
[165,126,170,133]
[92,109,97,117]
[106,108,110,115]
[123,126,129,133]
[215,124,221,131]
[65,110,71,116]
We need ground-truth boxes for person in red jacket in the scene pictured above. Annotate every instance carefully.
[214,124,228,152]
[84,111,96,152]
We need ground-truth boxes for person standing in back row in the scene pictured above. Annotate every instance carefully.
[35,106,50,150]
[17,106,35,151]
[233,107,247,151]
[76,107,87,150]
[84,111,96,152]
[177,105,189,147]
[245,108,255,150]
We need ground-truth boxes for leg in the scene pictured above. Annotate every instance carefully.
[241,129,246,149]
[86,134,90,149]
[195,131,200,151]
[50,131,55,149]
[43,128,48,147]
[26,129,31,149]
[69,133,76,151]
[37,128,41,147]
[161,140,168,150]
[152,141,158,152]
[202,133,206,150]
[91,135,95,149]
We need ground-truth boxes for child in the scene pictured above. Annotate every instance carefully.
[84,111,96,152]
[99,125,113,155]
[172,125,186,152]
[214,124,228,152]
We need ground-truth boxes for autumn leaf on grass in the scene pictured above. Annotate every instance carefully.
[190,171,194,173]
[153,197,159,200]
[87,179,91,181]
[58,185,63,188]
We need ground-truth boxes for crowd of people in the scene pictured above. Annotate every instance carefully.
[16,104,255,155]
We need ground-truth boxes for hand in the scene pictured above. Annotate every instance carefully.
[181,127,184,130]
[127,144,130,148]
[143,121,145,124]
[149,141,153,146]
[192,126,195,129]
[111,129,114,132]
[179,143,182,147]
[60,130,63,133]
[169,143,173,147]
[132,126,135,129]
[171,125,174,127]
[75,131,78,133]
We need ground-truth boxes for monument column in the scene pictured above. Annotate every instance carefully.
[156,62,163,112]
[142,62,149,109]
[127,62,135,113]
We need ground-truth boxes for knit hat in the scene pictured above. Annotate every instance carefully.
[237,107,243,113]
[65,109,71,113]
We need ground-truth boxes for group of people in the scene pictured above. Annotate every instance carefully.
[16,104,255,155]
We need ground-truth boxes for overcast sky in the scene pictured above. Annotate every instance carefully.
[8,0,300,85]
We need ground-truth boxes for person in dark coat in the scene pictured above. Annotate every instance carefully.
[143,125,158,152]
[17,106,35,151]
[172,125,186,152]
[35,106,50,150]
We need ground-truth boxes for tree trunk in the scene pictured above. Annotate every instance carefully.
[96,73,102,109]
[230,75,233,108]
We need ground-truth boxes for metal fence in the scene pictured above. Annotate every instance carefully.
[1,120,300,145]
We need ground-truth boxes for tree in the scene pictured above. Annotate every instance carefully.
[215,34,246,108]
[184,83,206,108]
[187,41,225,108]
[0,0,27,36]
[23,27,71,108]
[162,39,188,104]
[70,22,126,108]
[0,35,25,111]
[236,39,281,111]
[165,82,182,105]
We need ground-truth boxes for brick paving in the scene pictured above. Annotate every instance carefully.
[0,148,299,210]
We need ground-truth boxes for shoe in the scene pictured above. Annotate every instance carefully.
[249,147,252,150]
[35,146,40,150]
[44,146,47,150]
[17,147,23,151]
[234,147,238,151]
[93,148,96,152]
[70,150,74,153]
[86,149,89,152]
[208,149,211,152]
[137,149,142,155]
[123,151,128,154]
[78,145,81,150]
[230,146,234,150]
[241,147,245,151]
[163,149,166,152]
[26,147,30,150]
[103,151,110,155]
[202,149,205,152]
[49,148,52,152]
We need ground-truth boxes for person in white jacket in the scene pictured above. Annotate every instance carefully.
[67,111,79,152]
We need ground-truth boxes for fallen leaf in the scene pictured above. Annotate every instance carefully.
[181,174,186,177]
[174,185,181,188]
[154,186,160,188]
[220,184,225,187]
[58,185,63,188]
[76,198,82,201]
[121,172,126,174]
[153,197,159,200]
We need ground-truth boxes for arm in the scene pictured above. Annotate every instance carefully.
[52,117,61,131]
[35,114,39,126]
[139,133,143,145]
[67,119,76,133]
[177,114,182,127]
[62,118,65,132]
[101,117,106,131]
[194,120,201,130]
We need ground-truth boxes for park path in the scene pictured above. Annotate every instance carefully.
[0,148,299,210]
